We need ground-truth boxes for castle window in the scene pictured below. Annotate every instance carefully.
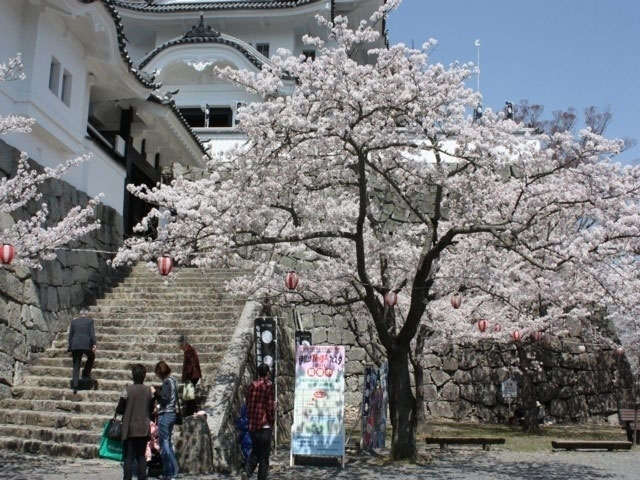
[179,108,206,128]
[303,50,316,61]
[256,43,270,58]
[209,108,233,128]
[61,69,73,107]
[49,57,61,95]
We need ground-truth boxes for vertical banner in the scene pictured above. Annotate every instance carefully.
[254,318,277,381]
[291,345,345,458]
[361,362,388,450]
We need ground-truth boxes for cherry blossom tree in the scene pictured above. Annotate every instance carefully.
[113,0,640,459]
[0,54,102,269]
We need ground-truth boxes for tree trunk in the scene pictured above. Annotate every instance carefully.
[388,348,418,460]
[516,344,540,434]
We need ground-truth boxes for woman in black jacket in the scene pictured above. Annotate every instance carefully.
[116,364,155,480]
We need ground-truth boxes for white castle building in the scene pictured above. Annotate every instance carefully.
[0,0,383,236]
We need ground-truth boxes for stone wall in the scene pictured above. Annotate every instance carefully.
[0,139,124,397]
[302,308,635,424]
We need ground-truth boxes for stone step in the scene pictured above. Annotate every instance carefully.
[11,386,121,403]
[34,357,219,374]
[27,365,215,382]
[104,291,235,299]
[23,375,136,391]
[42,349,222,363]
[0,408,110,431]
[54,333,231,344]
[0,424,102,446]
[1,398,116,416]
[91,313,242,321]
[51,340,231,351]
[0,436,98,459]
[90,305,245,313]
[94,325,233,336]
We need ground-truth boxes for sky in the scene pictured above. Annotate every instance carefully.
[387,0,640,164]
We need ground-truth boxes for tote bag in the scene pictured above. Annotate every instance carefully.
[98,422,123,461]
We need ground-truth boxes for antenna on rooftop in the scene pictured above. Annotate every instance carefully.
[474,39,481,94]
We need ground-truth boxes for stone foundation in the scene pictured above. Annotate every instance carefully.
[0,139,123,397]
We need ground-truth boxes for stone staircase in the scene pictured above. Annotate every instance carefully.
[0,265,250,458]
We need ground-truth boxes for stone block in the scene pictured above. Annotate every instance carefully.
[346,347,367,362]
[453,370,472,384]
[536,382,560,403]
[475,405,497,423]
[567,395,588,419]
[46,287,59,312]
[452,400,473,420]
[22,279,40,306]
[457,350,479,369]
[442,357,459,372]
[70,284,84,306]
[48,261,64,286]
[341,330,356,345]
[429,401,454,419]
[0,351,13,381]
[471,366,492,383]
[0,325,26,361]
[477,384,497,406]
[441,382,460,401]
[0,270,24,302]
[586,393,617,415]
[549,399,569,418]
[460,385,476,402]
[431,370,450,387]
[423,354,442,368]
[424,384,438,401]
[492,367,510,383]
[58,287,71,310]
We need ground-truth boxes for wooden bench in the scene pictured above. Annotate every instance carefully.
[425,437,505,451]
[551,440,632,451]
[619,408,640,444]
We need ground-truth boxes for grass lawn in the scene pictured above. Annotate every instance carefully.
[422,419,631,452]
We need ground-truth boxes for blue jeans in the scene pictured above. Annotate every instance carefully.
[158,412,179,478]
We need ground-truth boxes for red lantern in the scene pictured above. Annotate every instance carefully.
[384,291,398,308]
[615,346,625,357]
[511,330,522,342]
[0,244,15,265]
[450,292,462,309]
[157,256,173,276]
[493,323,502,333]
[284,271,300,290]
[531,331,543,342]
[477,319,488,333]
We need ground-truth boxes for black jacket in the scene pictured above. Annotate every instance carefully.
[68,316,96,351]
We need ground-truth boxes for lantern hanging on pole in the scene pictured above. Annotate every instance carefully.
[511,330,522,342]
[493,323,502,333]
[450,292,462,309]
[0,244,16,265]
[157,255,173,276]
[531,331,543,342]
[284,271,300,290]
[477,319,488,333]
[615,346,625,357]
[384,291,398,308]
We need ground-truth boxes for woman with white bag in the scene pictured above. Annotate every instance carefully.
[178,335,201,416]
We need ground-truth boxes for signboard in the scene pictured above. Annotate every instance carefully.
[361,362,388,450]
[501,378,518,399]
[291,345,345,462]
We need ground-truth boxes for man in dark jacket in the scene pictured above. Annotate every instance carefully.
[178,335,202,416]
[243,363,275,480]
[68,310,96,394]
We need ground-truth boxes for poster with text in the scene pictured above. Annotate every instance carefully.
[291,345,345,457]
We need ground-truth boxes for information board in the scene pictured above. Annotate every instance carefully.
[501,378,518,399]
[291,345,345,460]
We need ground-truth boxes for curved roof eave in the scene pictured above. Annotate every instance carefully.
[79,0,161,89]
[114,0,323,13]
[138,35,267,71]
